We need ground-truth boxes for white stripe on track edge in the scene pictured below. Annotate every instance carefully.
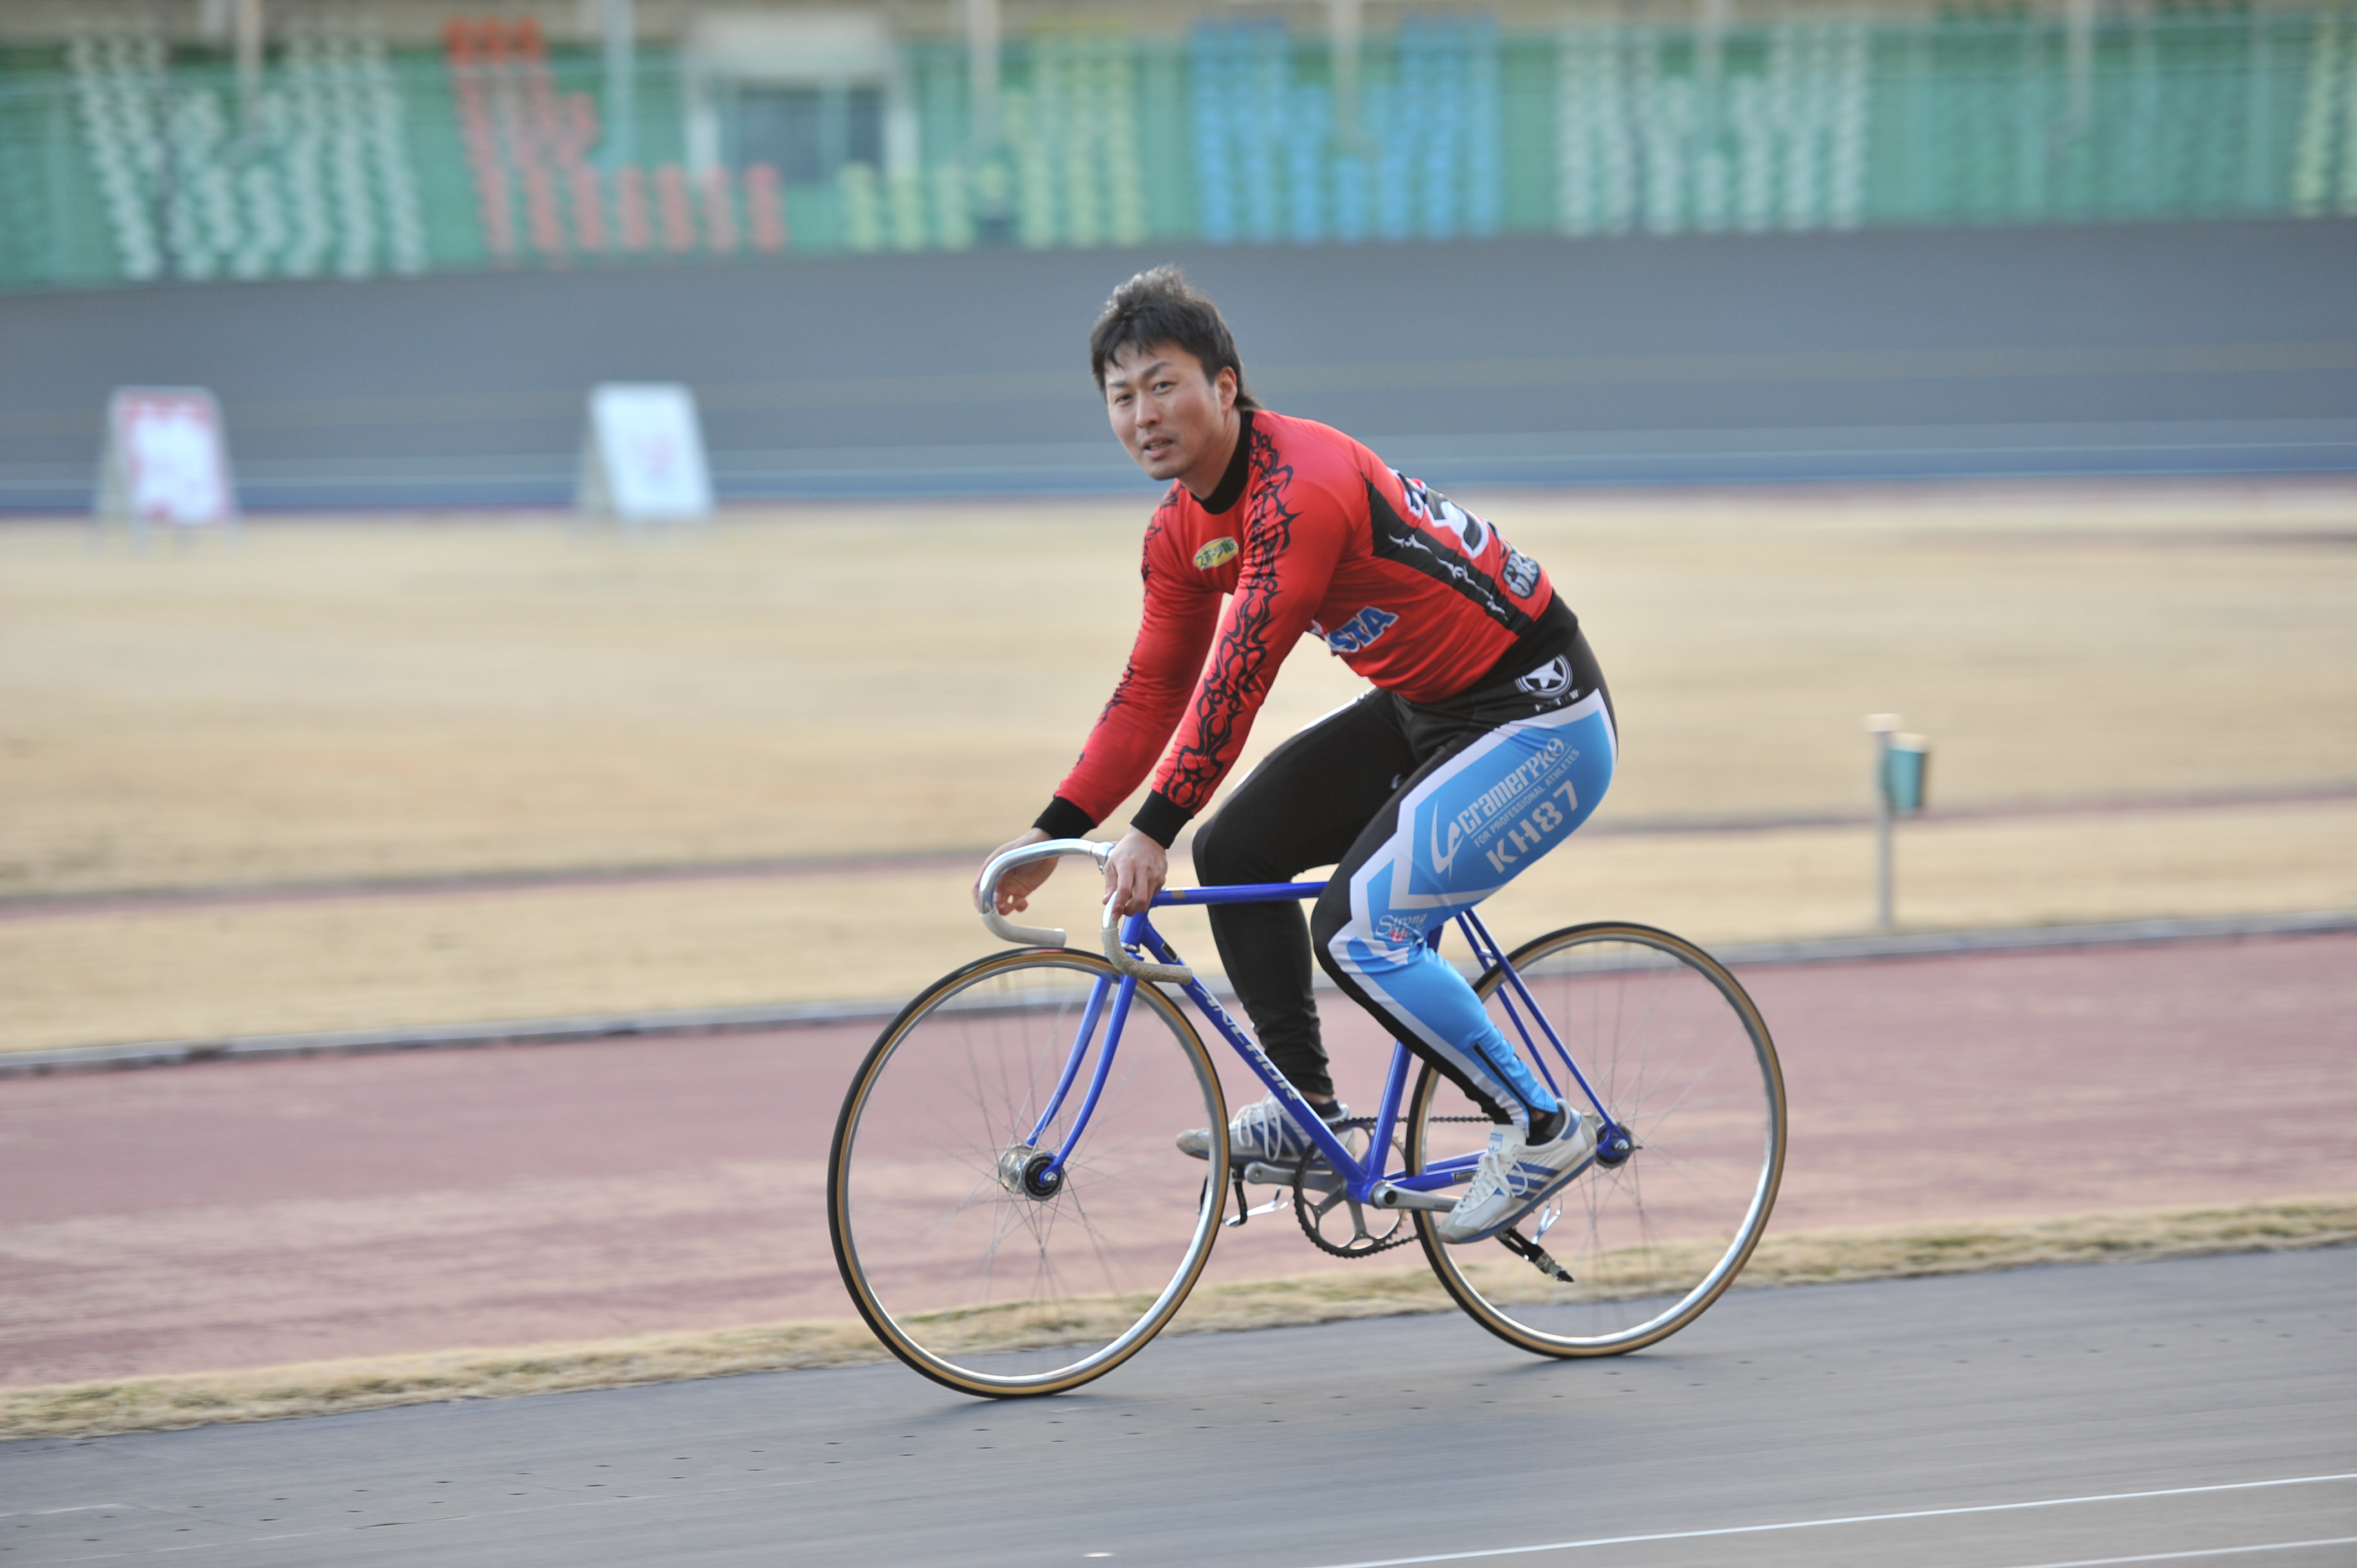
[1991,1537,2357,1568]
[1292,1471,2357,1568]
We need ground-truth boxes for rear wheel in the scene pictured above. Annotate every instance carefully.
[828,949,1228,1396]
[1407,922,1785,1356]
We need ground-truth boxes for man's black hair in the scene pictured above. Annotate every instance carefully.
[1088,266,1260,411]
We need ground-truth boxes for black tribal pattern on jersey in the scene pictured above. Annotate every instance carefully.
[1162,422,1299,817]
[1038,409,1563,848]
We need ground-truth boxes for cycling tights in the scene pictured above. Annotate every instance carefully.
[1191,621,1615,1129]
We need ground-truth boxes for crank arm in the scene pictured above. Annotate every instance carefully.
[1241,1159,1342,1193]
[1368,1181,1458,1214]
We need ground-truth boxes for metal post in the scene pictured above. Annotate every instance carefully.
[1867,714,1900,932]
[965,0,1001,160]
[151,0,178,280]
[963,0,1006,242]
[602,0,636,172]
[1697,0,1731,127]
[1328,0,1362,149]
[234,0,263,134]
[2065,0,2096,137]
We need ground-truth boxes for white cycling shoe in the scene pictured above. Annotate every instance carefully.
[1176,1094,1351,1167]
[1434,1112,1598,1244]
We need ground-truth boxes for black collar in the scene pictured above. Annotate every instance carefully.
[1194,408,1255,515]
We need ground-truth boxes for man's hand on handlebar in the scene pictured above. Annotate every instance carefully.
[980,828,1056,914]
[980,826,1167,920]
[1103,829,1167,918]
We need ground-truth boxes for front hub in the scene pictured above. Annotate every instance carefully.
[996,1144,1064,1201]
[1594,1120,1636,1168]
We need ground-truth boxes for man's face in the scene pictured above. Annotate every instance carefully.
[1103,342,1237,487]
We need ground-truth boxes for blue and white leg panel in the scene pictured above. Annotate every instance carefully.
[1322,692,1617,1130]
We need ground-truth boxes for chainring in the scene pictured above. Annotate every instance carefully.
[1291,1156,1414,1257]
[1289,1116,1431,1258]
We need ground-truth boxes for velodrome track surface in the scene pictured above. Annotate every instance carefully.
[2,1250,2352,1565]
[1,931,2351,1386]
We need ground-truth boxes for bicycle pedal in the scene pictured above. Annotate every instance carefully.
[1496,1225,1574,1284]
[1223,1174,1294,1228]
[1526,1248,1573,1284]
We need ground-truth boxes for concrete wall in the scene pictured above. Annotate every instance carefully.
[4,218,2353,509]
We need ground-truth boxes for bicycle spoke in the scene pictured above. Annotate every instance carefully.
[831,952,1224,1395]
[1410,925,1785,1354]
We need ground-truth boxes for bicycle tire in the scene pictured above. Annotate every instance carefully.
[828,947,1229,1396]
[1407,922,1786,1357]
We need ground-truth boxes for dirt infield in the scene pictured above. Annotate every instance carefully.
[9,481,2355,893]
[3,932,2348,1407]
[2,478,2354,1053]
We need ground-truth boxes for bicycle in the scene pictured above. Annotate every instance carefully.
[826,838,1787,1397]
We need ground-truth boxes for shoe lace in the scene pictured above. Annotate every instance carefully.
[1233,1096,1343,1159]
[1462,1136,1520,1208]
[1231,1096,1298,1158]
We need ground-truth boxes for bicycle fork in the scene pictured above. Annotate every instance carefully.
[999,969,1138,1199]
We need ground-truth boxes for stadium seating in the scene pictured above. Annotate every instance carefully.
[0,8,2347,290]
[57,25,429,283]
[440,18,782,262]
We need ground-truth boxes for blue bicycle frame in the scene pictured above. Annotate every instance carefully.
[1015,880,1631,1209]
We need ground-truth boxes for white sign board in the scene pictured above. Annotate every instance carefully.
[97,388,238,527]
[578,384,714,522]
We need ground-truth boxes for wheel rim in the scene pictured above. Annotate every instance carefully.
[1412,925,1785,1354]
[832,953,1226,1393]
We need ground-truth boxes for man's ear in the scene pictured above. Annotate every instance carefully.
[1214,365,1238,411]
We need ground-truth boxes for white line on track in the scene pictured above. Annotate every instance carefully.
[1294,1471,2357,1568]
[1991,1538,2357,1568]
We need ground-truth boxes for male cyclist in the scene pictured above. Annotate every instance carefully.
[981,267,1617,1243]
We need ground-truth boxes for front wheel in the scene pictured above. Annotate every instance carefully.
[1407,922,1787,1357]
[827,949,1229,1396]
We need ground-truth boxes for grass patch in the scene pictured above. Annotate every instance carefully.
[6,1195,2348,1441]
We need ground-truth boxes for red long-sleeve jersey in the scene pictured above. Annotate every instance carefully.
[1039,409,1558,846]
